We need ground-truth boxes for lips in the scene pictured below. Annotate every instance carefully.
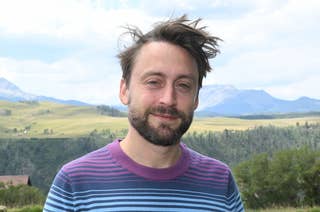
[152,113,179,120]
[147,106,183,123]
[151,110,179,120]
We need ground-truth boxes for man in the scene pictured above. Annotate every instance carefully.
[44,15,244,211]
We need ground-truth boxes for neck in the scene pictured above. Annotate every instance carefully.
[120,127,182,169]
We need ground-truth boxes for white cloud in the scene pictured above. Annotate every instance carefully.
[0,56,122,104]
[0,0,157,45]
[208,45,319,84]
[0,0,319,103]
[266,75,320,100]
[0,0,160,104]
[204,0,320,99]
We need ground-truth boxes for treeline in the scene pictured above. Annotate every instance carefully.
[0,132,117,194]
[96,105,126,117]
[184,123,320,166]
[0,123,319,203]
[234,147,320,208]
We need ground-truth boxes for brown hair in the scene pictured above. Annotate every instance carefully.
[117,15,221,89]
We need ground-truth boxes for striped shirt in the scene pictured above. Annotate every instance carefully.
[44,139,244,211]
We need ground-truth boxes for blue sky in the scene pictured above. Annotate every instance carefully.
[0,0,319,105]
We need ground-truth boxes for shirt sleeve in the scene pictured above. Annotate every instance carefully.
[43,168,75,212]
[226,170,245,212]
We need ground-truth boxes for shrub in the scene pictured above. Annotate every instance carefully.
[0,185,45,208]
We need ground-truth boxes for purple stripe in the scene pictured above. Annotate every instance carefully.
[184,173,228,183]
[107,140,191,181]
[178,179,227,189]
[186,170,228,179]
[189,166,229,174]
[69,170,130,177]
[70,179,143,186]
[190,159,228,169]
[67,165,124,170]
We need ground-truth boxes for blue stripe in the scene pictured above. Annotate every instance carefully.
[72,188,224,199]
[50,184,73,196]
[44,198,74,211]
[72,194,226,206]
[46,192,74,208]
[74,201,226,212]
[73,190,225,203]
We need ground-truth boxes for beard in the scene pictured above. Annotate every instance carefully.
[128,105,194,146]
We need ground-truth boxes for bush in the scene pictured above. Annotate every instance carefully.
[0,185,45,208]
[8,205,43,212]
[234,147,320,209]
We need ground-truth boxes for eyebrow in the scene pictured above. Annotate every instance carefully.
[141,71,196,82]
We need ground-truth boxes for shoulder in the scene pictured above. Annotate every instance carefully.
[61,144,111,173]
[186,145,231,177]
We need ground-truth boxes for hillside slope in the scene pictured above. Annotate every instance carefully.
[1,100,320,138]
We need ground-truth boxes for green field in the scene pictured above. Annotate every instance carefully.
[190,115,320,132]
[0,101,128,138]
[1,100,320,138]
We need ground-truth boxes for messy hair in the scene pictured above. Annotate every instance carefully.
[117,14,221,89]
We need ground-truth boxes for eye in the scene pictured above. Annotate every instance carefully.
[147,80,158,85]
[176,82,192,92]
[145,79,162,88]
[179,83,190,89]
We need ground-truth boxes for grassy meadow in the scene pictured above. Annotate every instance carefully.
[1,100,320,138]
[0,100,128,138]
[1,100,320,211]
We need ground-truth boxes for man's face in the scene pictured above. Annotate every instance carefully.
[120,41,199,146]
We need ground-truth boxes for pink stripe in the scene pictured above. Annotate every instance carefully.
[68,167,126,173]
[190,159,228,168]
[66,163,122,169]
[190,155,227,166]
[70,158,112,164]
[184,173,228,183]
[190,166,229,174]
[69,170,130,177]
[187,170,228,179]
[71,178,144,185]
[56,175,69,184]
[179,179,227,190]
[64,161,117,169]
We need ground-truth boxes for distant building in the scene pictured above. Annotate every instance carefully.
[0,175,31,187]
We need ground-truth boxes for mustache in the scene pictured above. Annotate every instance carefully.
[149,106,182,117]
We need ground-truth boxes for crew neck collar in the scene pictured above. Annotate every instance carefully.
[108,139,190,180]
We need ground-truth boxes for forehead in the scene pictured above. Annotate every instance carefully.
[132,41,199,80]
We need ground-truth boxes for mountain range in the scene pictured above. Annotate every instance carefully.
[0,77,88,106]
[197,85,320,116]
[1,77,320,116]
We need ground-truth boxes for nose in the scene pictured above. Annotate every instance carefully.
[159,85,177,106]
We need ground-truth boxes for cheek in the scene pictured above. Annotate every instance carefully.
[179,95,197,109]
[128,91,153,106]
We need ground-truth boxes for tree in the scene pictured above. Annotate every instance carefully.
[234,147,320,208]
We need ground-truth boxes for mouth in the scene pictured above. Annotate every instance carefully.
[151,113,179,121]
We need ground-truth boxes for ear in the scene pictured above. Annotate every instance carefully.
[119,79,129,105]
[193,96,199,110]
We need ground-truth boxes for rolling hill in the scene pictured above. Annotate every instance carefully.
[1,100,320,138]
